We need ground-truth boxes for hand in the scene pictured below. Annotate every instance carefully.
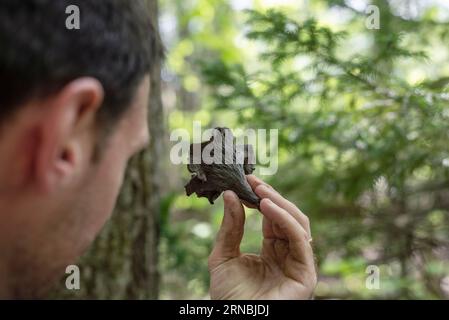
[208,175,317,300]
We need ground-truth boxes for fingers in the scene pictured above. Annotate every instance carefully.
[208,191,245,270]
[243,175,270,209]
[247,175,273,191]
[248,175,311,237]
[243,175,316,287]
[255,184,311,236]
[259,199,315,269]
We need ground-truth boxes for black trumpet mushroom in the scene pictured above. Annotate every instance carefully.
[184,127,260,207]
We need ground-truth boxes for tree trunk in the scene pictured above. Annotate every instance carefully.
[125,0,165,299]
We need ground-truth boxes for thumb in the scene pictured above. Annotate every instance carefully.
[208,190,245,270]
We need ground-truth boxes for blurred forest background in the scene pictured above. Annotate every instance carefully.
[54,0,449,299]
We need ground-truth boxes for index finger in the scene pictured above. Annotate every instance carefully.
[248,175,311,237]
[259,198,315,271]
[247,175,274,191]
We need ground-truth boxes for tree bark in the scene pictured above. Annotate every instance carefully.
[125,0,165,299]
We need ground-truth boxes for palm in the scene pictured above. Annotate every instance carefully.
[210,240,312,299]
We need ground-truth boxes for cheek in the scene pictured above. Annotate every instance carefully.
[82,143,130,236]
[80,109,142,241]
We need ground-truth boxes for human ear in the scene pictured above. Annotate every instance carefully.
[34,78,104,192]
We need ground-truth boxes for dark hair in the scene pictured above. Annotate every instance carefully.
[0,0,158,127]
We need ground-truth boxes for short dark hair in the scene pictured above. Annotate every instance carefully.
[0,0,158,127]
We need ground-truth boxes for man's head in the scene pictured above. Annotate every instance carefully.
[0,0,158,297]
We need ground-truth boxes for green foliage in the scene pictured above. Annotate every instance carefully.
[160,0,449,299]
[198,4,449,299]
